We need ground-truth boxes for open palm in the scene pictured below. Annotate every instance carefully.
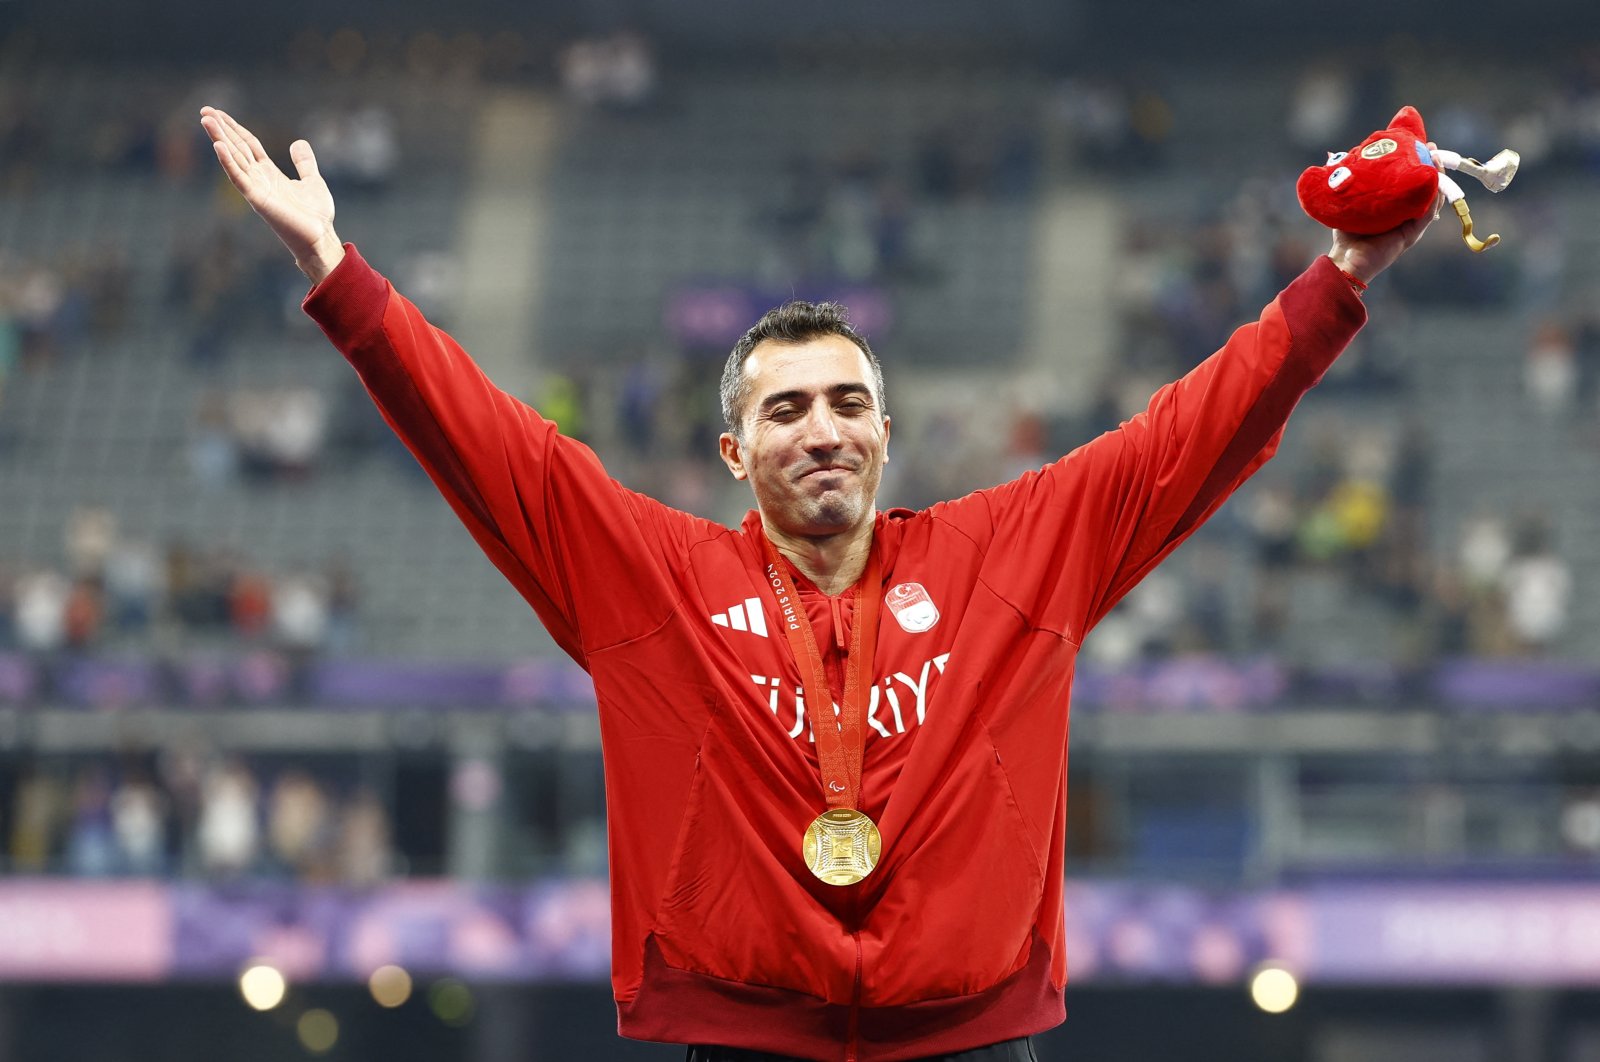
[200,106,344,281]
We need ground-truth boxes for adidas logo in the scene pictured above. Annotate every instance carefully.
[710,597,768,638]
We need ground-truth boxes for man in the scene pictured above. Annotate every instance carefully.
[201,106,1431,1062]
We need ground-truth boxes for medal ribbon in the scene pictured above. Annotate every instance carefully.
[762,533,882,811]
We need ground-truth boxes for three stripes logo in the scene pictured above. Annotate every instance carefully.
[710,597,768,638]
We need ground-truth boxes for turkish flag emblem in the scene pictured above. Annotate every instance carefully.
[885,582,940,633]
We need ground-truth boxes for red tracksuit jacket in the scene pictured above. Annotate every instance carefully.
[306,248,1365,1061]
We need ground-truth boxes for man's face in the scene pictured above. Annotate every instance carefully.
[718,336,890,538]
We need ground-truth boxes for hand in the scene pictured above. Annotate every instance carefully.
[200,106,345,284]
[1327,196,1438,286]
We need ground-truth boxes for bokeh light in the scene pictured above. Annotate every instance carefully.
[1249,964,1300,1014]
[238,963,287,1012]
[428,978,476,1026]
[297,1008,339,1054]
[368,964,414,1008]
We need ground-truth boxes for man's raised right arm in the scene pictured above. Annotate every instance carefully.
[200,108,700,664]
[201,108,345,284]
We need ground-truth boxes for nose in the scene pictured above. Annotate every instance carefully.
[799,401,844,451]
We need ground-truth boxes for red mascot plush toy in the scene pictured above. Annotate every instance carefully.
[1297,105,1520,252]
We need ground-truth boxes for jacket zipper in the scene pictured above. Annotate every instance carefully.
[836,590,858,1059]
[846,899,863,1062]
[840,592,858,1060]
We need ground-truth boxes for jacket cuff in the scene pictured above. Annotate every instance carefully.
[301,243,389,348]
[1279,255,1369,357]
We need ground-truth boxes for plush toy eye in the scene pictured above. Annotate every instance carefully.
[1325,150,1348,165]
[1327,166,1352,189]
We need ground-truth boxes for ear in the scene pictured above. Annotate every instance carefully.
[1390,105,1427,142]
[719,432,748,480]
[881,416,892,466]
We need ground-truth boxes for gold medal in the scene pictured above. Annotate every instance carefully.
[803,808,882,886]
[763,532,886,888]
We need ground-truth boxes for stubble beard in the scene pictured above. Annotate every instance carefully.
[795,466,879,536]
[804,489,861,532]
[760,475,868,539]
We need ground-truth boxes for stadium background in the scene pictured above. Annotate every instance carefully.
[2,0,1600,1058]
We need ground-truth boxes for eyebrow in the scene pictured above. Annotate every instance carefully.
[757,382,875,413]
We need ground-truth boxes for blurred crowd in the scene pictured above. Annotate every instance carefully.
[1070,206,1577,664]
[189,386,329,485]
[1523,312,1600,421]
[759,121,1037,287]
[0,507,359,657]
[4,750,392,883]
[0,247,132,402]
[1286,50,1600,179]
[559,29,658,112]
[1053,46,1600,182]
[3,45,1598,674]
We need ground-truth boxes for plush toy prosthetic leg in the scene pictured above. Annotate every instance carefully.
[1432,148,1521,252]
[1435,148,1520,193]
[1436,174,1497,252]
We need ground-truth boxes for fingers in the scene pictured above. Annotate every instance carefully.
[199,106,274,174]
[1398,214,1427,248]
[210,137,250,190]
[1414,193,1445,243]
[200,109,254,177]
[1398,196,1443,250]
[212,108,259,168]
[289,140,320,182]
[204,119,255,192]
[217,108,272,164]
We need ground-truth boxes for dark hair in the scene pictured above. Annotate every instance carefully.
[719,300,885,438]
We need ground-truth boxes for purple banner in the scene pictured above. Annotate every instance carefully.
[0,655,597,711]
[0,653,37,701]
[1074,657,1287,713]
[57,658,160,708]
[166,879,611,981]
[5,878,1600,986]
[310,658,596,709]
[312,661,514,707]
[667,282,893,348]
[1306,883,1600,984]
[1432,660,1600,709]
[4,653,1600,714]
[1061,882,1280,984]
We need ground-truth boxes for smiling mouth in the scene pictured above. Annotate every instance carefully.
[801,466,853,480]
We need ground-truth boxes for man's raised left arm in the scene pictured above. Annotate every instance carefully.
[1072,205,1439,631]
[951,200,1437,644]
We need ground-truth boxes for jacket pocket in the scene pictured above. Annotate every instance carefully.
[648,743,859,1003]
[860,746,1047,1005]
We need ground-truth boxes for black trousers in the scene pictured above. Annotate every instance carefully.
[686,1036,1038,1061]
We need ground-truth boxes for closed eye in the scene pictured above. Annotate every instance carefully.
[758,384,876,422]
